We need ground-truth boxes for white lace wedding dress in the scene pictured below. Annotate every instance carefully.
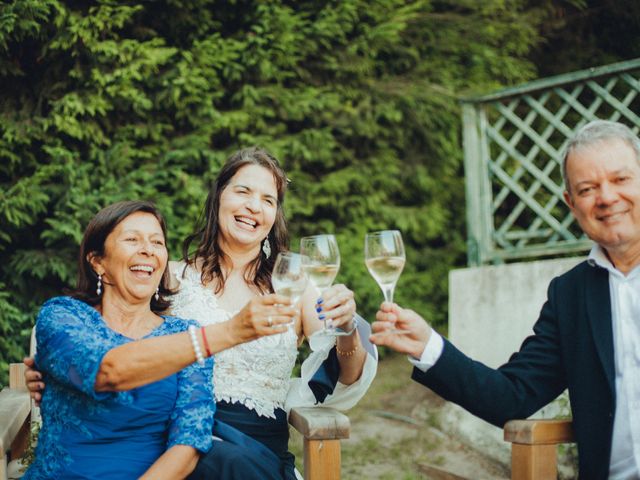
[171,262,378,418]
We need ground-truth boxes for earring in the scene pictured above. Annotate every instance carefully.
[155,287,160,302]
[96,274,103,296]
[262,238,271,259]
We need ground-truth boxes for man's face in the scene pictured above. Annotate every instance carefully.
[564,138,640,256]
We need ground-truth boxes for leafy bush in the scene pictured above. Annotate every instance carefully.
[1,0,560,386]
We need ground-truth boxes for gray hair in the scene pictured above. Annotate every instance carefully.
[562,119,640,192]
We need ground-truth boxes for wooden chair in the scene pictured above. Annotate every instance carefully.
[504,418,574,480]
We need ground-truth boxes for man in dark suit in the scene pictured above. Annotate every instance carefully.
[370,120,640,479]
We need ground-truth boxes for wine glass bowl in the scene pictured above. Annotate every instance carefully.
[364,230,405,304]
[300,234,350,336]
[300,234,340,291]
[272,252,309,326]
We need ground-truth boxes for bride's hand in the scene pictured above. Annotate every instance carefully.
[315,284,357,332]
[230,294,296,343]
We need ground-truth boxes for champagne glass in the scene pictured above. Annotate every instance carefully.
[300,234,347,335]
[272,252,309,328]
[365,230,405,304]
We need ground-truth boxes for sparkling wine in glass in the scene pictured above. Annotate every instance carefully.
[272,252,309,327]
[365,230,405,304]
[300,235,340,290]
[300,234,347,335]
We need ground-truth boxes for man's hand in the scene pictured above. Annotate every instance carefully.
[369,302,431,359]
[23,356,44,406]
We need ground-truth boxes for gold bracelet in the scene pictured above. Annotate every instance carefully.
[336,343,359,357]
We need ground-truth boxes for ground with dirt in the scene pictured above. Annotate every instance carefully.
[289,353,511,480]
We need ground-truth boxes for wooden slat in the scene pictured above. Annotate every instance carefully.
[491,91,558,210]
[9,364,26,390]
[0,389,31,458]
[511,444,558,480]
[490,165,571,241]
[303,438,341,480]
[462,57,640,103]
[554,80,610,122]
[494,240,593,261]
[462,103,493,266]
[289,407,350,480]
[504,419,574,445]
[493,104,564,165]
[288,407,350,440]
[588,79,640,126]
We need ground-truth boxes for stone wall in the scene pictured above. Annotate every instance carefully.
[439,256,584,465]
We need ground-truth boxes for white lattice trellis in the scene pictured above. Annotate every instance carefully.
[462,58,640,265]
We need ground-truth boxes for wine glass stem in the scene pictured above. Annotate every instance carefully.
[318,287,335,332]
[383,286,394,303]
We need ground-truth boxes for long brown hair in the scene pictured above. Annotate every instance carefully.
[69,200,173,313]
[182,147,289,293]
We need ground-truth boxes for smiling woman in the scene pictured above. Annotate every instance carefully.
[217,164,279,252]
[88,212,170,336]
[168,147,378,480]
[22,200,294,480]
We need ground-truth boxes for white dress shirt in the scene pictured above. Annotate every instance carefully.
[410,245,640,479]
[588,246,640,479]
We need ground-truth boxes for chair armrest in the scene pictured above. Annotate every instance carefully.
[289,407,350,480]
[288,407,350,440]
[504,419,574,445]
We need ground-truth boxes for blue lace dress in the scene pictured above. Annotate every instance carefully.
[23,296,215,480]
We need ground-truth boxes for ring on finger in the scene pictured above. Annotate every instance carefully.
[267,316,273,327]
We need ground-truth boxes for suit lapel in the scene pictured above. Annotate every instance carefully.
[584,265,615,394]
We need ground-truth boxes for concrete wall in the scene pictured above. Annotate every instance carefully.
[439,256,584,465]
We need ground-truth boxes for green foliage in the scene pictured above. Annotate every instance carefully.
[0,0,588,386]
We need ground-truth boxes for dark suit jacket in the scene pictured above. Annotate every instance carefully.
[412,260,616,479]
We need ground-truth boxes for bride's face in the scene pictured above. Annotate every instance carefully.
[217,164,278,250]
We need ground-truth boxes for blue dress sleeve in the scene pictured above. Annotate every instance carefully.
[167,323,215,453]
[35,297,116,400]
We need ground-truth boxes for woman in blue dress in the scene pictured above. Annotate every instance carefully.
[23,200,295,479]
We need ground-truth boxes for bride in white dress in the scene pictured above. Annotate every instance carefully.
[171,147,377,480]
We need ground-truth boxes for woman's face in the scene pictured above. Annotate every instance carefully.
[218,164,278,251]
[91,212,168,305]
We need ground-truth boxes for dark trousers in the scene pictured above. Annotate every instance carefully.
[188,401,296,480]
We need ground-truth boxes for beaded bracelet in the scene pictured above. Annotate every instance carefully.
[201,326,212,357]
[336,343,359,357]
[188,325,205,366]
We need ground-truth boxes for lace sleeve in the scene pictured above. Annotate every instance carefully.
[167,320,215,453]
[35,297,116,400]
